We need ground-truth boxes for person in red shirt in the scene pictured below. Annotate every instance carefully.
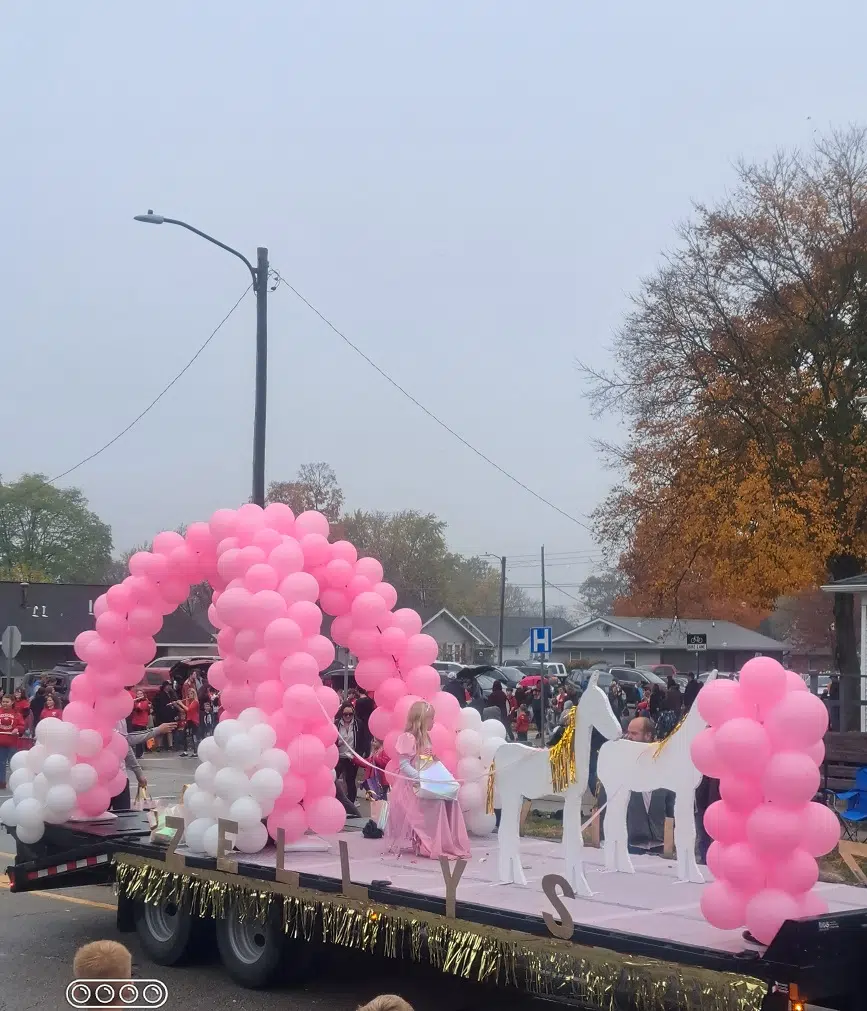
[514,704,531,742]
[128,690,152,755]
[0,694,25,787]
[38,693,62,722]
[12,688,30,734]
[178,687,200,757]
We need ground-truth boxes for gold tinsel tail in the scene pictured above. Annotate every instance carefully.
[548,706,577,794]
[485,759,496,815]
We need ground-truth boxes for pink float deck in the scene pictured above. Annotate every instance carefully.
[209,831,867,955]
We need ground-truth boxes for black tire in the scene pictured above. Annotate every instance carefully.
[133,897,198,966]
[215,905,312,988]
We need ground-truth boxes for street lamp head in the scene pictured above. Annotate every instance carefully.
[134,211,165,224]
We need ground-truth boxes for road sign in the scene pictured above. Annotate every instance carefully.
[1,625,21,658]
[530,626,552,655]
[686,632,707,652]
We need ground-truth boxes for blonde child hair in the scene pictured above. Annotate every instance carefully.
[357,997,414,1011]
[73,939,132,980]
[404,700,433,753]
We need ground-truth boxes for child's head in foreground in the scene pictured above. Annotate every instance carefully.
[73,940,132,980]
[357,998,414,1011]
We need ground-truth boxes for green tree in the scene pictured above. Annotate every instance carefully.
[267,462,344,522]
[577,567,628,618]
[0,474,112,582]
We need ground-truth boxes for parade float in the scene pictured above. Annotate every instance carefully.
[2,503,865,1011]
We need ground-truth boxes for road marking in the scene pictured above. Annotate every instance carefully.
[0,873,116,911]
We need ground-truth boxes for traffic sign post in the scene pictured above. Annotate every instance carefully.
[685,632,707,677]
[530,626,552,655]
[1,625,22,681]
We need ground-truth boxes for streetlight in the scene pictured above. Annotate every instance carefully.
[134,211,270,507]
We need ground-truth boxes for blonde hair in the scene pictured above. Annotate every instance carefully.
[404,700,433,752]
[73,940,132,980]
[357,997,414,1011]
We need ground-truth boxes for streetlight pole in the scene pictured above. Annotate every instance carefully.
[134,212,269,506]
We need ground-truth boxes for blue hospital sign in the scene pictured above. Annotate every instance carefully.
[530,626,552,654]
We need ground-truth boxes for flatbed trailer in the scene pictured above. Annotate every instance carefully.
[5,816,867,1011]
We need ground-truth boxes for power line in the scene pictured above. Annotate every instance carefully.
[50,286,252,484]
[278,278,594,533]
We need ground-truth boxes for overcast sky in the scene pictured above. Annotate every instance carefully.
[2,1,864,607]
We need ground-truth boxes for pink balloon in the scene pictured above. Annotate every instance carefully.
[294,510,330,538]
[720,775,764,813]
[216,587,256,627]
[248,590,288,630]
[355,657,397,693]
[300,533,332,568]
[324,558,353,589]
[305,796,346,835]
[764,692,829,750]
[304,765,336,797]
[714,718,771,777]
[763,752,821,807]
[263,502,296,534]
[287,734,326,774]
[801,801,840,857]
[63,701,97,730]
[383,729,400,760]
[153,530,186,555]
[91,749,122,781]
[95,691,134,723]
[237,545,268,573]
[185,521,216,552]
[263,618,303,659]
[718,842,766,894]
[220,683,255,713]
[329,614,353,646]
[697,679,753,727]
[402,634,439,669]
[167,545,200,583]
[252,527,283,554]
[106,581,136,613]
[269,710,294,748]
[119,635,157,665]
[278,571,320,605]
[704,801,747,845]
[267,804,307,843]
[429,723,453,755]
[278,772,307,807]
[747,803,803,856]
[739,656,787,710]
[246,649,277,685]
[706,840,725,880]
[268,539,305,578]
[374,582,398,610]
[806,740,825,765]
[376,677,408,711]
[390,608,422,638]
[431,691,461,731]
[92,594,109,619]
[700,880,747,930]
[254,679,285,712]
[217,548,245,583]
[351,591,388,629]
[280,653,320,687]
[78,785,112,818]
[216,627,236,656]
[69,674,98,705]
[347,575,373,597]
[355,557,384,584]
[283,683,320,720]
[217,536,241,556]
[405,665,440,700]
[348,628,382,660]
[207,661,229,691]
[127,607,162,637]
[766,848,818,894]
[106,770,128,797]
[785,670,808,692]
[797,890,829,918]
[393,694,423,727]
[287,600,323,637]
[96,610,128,641]
[305,635,336,671]
[234,628,263,661]
[745,888,799,945]
[313,717,339,744]
[690,728,726,778]
[368,707,393,741]
[439,749,459,775]
[320,589,350,616]
[380,626,407,657]
[244,563,279,593]
[223,655,249,683]
[209,508,239,541]
[323,743,339,767]
[74,630,99,663]
[331,540,358,565]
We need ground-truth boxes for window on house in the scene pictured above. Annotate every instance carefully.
[623,651,636,668]
[807,655,820,672]
[569,650,583,662]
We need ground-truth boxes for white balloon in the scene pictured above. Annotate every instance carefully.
[458,782,484,811]
[185,788,215,821]
[25,744,46,773]
[16,820,45,844]
[480,719,506,741]
[456,756,485,784]
[212,796,232,820]
[479,737,506,764]
[258,748,290,776]
[249,767,283,802]
[225,733,261,770]
[213,766,250,802]
[213,718,240,749]
[247,722,277,751]
[51,721,81,757]
[234,821,268,853]
[7,768,34,792]
[32,773,50,801]
[258,795,275,817]
[197,735,220,764]
[456,729,482,758]
[16,797,44,830]
[9,750,29,773]
[194,761,217,792]
[45,783,76,815]
[202,823,228,858]
[457,706,482,731]
[228,796,263,829]
[69,763,98,792]
[0,798,17,826]
[185,817,216,854]
[13,783,35,804]
[77,729,103,757]
[465,809,497,836]
[237,707,268,729]
[42,754,72,783]
[34,717,63,744]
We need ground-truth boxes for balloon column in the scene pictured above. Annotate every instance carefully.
[455,706,507,836]
[0,503,484,855]
[691,657,838,944]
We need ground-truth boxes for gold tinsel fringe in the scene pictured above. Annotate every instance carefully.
[549,705,577,793]
[113,855,765,1011]
[485,759,496,815]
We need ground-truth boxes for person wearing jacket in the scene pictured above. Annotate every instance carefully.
[0,695,25,788]
[152,682,179,752]
[353,689,375,758]
[335,705,360,804]
[683,673,701,711]
[110,717,177,811]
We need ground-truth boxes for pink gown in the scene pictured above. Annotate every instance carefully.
[384,733,471,861]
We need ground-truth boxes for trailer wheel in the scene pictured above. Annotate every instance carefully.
[216,907,310,988]
[133,897,198,966]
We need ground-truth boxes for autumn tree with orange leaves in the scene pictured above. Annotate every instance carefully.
[582,128,867,715]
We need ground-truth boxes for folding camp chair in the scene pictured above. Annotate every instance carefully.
[835,766,867,841]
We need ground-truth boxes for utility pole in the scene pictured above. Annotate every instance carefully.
[540,544,547,746]
[252,246,269,507]
[498,556,506,666]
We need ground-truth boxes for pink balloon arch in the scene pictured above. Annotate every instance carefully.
[0,503,459,851]
[692,657,838,944]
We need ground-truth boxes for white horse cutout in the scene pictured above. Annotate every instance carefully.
[494,674,623,895]
[596,670,717,884]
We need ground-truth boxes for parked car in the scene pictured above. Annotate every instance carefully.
[646,663,678,682]
[431,661,466,680]
[571,665,666,705]
[23,670,74,702]
[142,656,217,700]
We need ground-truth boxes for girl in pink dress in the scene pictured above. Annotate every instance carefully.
[384,701,470,861]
